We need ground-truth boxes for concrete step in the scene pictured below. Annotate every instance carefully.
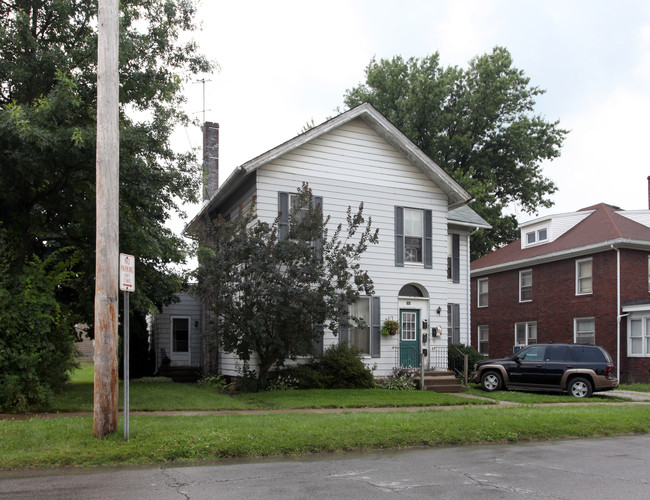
[414,371,466,392]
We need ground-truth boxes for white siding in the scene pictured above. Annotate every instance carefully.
[252,119,458,376]
[153,293,202,368]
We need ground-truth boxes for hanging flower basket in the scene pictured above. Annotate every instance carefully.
[381,319,399,336]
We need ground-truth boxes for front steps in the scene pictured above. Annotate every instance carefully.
[415,370,466,393]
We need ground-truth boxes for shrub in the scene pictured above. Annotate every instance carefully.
[197,374,232,392]
[448,344,485,378]
[318,343,375,389]
[0,238,79,412]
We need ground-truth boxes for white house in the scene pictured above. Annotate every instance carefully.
[153,104,489,378]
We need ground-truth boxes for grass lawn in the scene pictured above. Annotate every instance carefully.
[2,363,648,470]
[464,386,629,403]
[2,405,649,469]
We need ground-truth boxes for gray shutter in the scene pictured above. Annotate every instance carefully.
[370,296,381,358]
[453,303,460,344]
[395,206,404,266]
[452,233,460,283]
[278,192,289,240]
[424,209,432,269]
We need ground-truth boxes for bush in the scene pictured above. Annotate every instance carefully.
[448,344,485,378]
[318,343,375,389]
[197,374,232,392]
[268,343,375,390]
[0,238,79,412]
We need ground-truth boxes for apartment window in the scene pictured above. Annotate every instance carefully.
[403,208,424,263]
[575,317,595,345]
[349,298,370,355]
[278,191,323,241]
[171,317,189,353]
[519,269,532,302]
[394,207,432,268]
[525,227,549,246]
[340,296,381,358]
[515,321,537,346]
[478,325,489,355]
[629,318,650,357]
[576,258,593,295]
[477,278,488,307]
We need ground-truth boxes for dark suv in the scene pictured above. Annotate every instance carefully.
[470,343,618,397]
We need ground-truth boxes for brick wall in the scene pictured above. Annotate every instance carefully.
[472,248,650,382]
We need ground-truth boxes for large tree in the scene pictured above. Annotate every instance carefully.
[344,47,567,258]
[0,0,212,328]
[193,184,378,390]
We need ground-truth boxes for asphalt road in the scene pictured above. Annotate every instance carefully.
[1,434,649,499]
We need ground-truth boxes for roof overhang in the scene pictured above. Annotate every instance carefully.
[471,238,650,277]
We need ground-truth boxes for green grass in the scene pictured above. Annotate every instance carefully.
[619,383,650,392]
[2,405,649,469]
[465,386,629,403]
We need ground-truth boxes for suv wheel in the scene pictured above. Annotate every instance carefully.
[480,371,503,392]
[568,377,593,398]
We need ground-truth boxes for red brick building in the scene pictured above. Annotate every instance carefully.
[471,203,650,383]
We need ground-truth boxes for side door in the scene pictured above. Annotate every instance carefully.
[170,316,191,366]
[399,310,420,368]
[507,345,546,386]
[544,345,573,386]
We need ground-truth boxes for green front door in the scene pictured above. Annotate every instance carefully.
[399,309,420,368]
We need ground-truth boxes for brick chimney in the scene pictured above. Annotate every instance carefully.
[203,122,219,201]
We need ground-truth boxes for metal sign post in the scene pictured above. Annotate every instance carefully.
[119,253,135,440]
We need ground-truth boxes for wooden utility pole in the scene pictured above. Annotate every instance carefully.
[94,0,120,438]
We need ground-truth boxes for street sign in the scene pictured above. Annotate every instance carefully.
[119,253,135,292]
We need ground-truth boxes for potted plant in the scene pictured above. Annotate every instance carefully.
[381,318,399,336]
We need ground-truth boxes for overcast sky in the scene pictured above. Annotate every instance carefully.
[172,0,650,233]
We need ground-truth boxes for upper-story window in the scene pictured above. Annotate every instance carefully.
[477,278,488,307]
[404,208,423,263]
[576,257,593,295]
[278,191,323,241]
[394,207,432,268]
[524,227,549,247]
[519,269,532,302]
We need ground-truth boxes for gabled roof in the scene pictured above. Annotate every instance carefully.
[471,203,650,276]
[187,104,472,233]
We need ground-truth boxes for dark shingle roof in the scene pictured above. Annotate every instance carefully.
[471,203,650,274]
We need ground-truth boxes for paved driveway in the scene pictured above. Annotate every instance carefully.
[1,434,649,499]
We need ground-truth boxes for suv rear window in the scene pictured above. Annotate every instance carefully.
[546,345,573,362]
[572,345,608,363]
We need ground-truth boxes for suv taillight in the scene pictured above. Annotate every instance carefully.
[605,365,613,378]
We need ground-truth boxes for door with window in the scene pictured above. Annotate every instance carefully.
[170,316,191,365]
[400,310,420,368]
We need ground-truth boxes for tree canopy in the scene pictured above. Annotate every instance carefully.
[193,184,378,390]
[0,0,213,327]
[344,47,567,258]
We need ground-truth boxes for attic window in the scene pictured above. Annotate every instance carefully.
[525,227,549,246]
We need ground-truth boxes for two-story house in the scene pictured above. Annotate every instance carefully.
[152,104,489,379]
[471,202,650,383]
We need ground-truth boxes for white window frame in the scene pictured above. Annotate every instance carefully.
[524,227,549,247]
[628,317,650,357]
[403,208,424,264]
[647,255,650,293]
[576,257,593,295]
[349,297,371,355]
[519,269,532,302]
[515,321,537,346]
[574,317,595,345]
[478,325,489,355]
[477,278,488,308]
[171,316,190,354]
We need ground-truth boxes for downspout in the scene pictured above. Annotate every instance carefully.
[612,244,621,381]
